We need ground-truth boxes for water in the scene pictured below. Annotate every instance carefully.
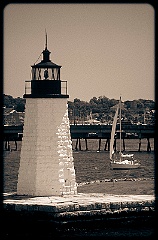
[74,151,154,183]
[3,139,154,192]
[3,139,155,238]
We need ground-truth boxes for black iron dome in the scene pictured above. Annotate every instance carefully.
[31,33,61,81]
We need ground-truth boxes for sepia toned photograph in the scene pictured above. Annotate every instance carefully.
[2,3,155,239]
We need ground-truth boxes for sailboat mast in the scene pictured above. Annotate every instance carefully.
[119,96,122,159]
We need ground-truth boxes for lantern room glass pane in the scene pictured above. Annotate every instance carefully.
[32,67,60,80]
[32,68,36,80]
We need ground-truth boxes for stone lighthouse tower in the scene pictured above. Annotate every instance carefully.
[17,36,77,196]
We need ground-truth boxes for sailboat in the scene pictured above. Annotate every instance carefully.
[110,96,140,170]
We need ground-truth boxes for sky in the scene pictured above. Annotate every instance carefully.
[3,3,154,102]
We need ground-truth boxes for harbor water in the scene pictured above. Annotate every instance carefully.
[3,139,154,193]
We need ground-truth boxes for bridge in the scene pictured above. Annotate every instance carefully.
[70,124,154,139]
[3,124,154,140]
[70,124,154,152]
[3,124,154,152]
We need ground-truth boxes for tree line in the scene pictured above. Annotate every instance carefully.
[3,94,155,124]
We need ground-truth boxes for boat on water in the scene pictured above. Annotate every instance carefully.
[110,96,140,170]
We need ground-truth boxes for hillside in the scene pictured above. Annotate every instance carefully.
[3,94,155,125]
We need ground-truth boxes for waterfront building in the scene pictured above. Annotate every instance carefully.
[3,108,24,125]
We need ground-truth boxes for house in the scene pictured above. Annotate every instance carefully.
[3,107,24,125]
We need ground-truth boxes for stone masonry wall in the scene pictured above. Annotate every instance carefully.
[17,98,77,196]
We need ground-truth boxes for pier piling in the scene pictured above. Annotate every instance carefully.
[123,138,125,151]
[79,138,81,151]
[138,138,141,152]
[147,137,151,152]
[75,138,78,151]
[98,138,101,151]
[104,138,110,151]
[85,138,88,151]
[5,140,10,151]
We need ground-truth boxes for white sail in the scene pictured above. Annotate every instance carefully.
[110,96,140,170]
[110,105,119,160]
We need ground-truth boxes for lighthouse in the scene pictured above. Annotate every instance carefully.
[17,35,77,196]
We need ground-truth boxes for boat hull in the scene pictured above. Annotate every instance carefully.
[110,162,140,170]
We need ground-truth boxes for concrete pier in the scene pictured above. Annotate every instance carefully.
[3,192,155,219]
[2,193,155,238]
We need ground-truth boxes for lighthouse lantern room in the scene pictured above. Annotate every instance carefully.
[17,35,77,196]
[24,34,67,97]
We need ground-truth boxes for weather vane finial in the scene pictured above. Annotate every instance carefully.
[45,29,47,50]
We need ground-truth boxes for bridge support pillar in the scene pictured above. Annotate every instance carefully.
[85,138,88,151]
[98,139,101,151]
[108,139,110,151]
[123,138,125,151]
[5,140,10,151]
[138,138,141,152]
[75,139,78,151]
[14,140,17,151]
[75,138,82,151]
[79,138,81,151]
[104,138,110,151]
[147,138,151,152]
